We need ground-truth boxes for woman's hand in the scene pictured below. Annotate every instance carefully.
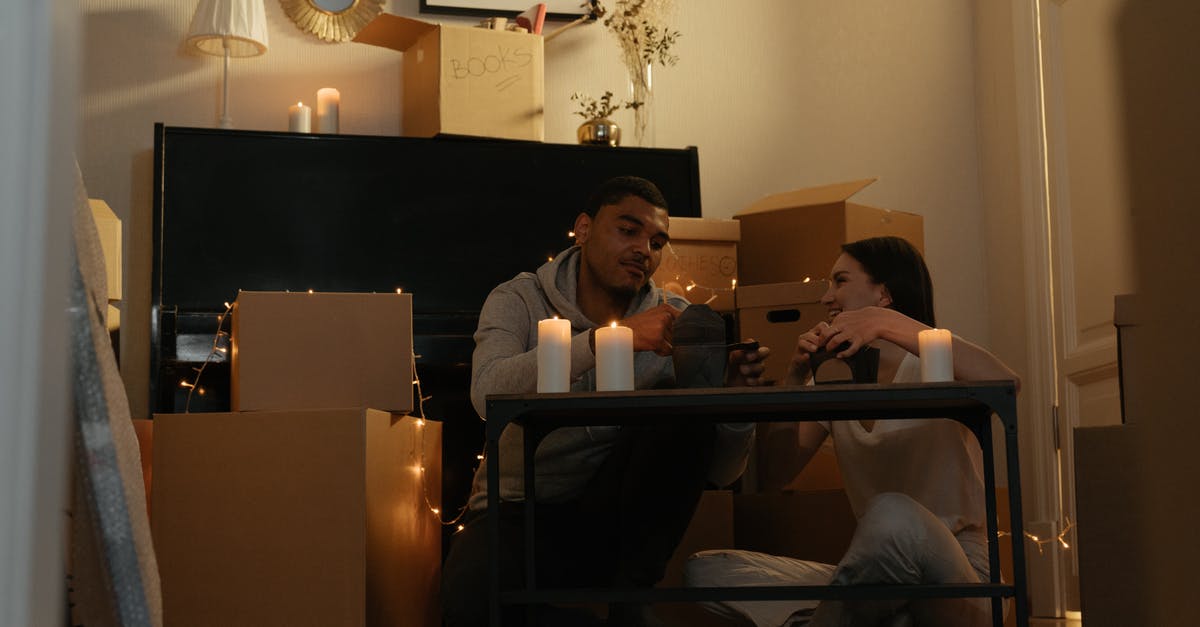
[785,322,827,385]
[820,306,899,358]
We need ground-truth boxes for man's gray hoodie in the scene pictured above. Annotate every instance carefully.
[466,246,754,511]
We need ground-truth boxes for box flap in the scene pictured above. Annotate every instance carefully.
[1113,293,1139,327]
[353,13,438,52]
[668,217,740,242]
[737,178,878,216]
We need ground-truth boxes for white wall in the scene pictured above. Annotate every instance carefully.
[79,0,992,417]
[1,0,76,624]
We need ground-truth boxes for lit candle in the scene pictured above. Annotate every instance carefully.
[595,322,634,391]
[316,87,340,134]
[537,317,571,393]
[288,101,311,133]
[918,328,954,382]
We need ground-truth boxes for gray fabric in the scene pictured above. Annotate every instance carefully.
[466,246,754,510]
[69,256,154,627]
[67,162,162,627]
[685,493,994,627]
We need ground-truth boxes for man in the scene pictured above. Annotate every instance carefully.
[441,176,768,627]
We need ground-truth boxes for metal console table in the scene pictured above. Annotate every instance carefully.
[485,382,1027,626]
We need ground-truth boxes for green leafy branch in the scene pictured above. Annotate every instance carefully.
[571,91,643,120]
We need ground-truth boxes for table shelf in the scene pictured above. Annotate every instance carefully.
[484,382,1027,627]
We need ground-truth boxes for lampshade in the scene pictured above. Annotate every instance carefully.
[186,0,269,57]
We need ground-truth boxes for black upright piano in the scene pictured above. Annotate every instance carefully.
[150,124,703,524]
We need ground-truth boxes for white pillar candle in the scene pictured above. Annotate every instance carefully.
[537,317,571,393]
[595,322,634,391]
[918,328,955,382]
[316,87,340,134]
[287,101,311,133]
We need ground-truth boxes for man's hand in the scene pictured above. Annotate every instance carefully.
[726,340,771,387]
[619,303,682,356]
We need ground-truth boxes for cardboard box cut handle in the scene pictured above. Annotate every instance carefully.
[765,309,802,324]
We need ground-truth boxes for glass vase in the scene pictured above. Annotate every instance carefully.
[628,61,655,147]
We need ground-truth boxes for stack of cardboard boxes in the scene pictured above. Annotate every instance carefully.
[152,291,442,627]
[734,178,925,492]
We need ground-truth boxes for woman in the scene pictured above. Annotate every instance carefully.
[685,236,1020,627]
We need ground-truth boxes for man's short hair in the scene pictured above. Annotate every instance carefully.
[584,176,669,217]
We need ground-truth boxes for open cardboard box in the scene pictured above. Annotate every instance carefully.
[355,13,544,141]
[735,179,924,286]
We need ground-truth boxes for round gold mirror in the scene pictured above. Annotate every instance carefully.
[280,0,384,43]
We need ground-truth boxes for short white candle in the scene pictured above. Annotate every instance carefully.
[537,317,571,393]
[595,322,634,391]
[316,87,340,134]
[288,102,311,133]
[918,328,954,382]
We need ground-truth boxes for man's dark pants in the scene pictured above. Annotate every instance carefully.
[441,422,718,626]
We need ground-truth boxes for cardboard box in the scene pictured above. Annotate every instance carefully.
[652,217,740,312]
[355,13,544,141]
[1074,423,1143,626]
[734,179,924,286]
[231,291,413,413]
[152,410,442,627]
[88,198,121,302]
[736,280,828,385]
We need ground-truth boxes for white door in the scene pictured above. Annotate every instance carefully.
[1023,0,1134,614]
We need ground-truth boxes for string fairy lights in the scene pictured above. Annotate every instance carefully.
[999,517,1075,555]
[558,231,739,305]
[181,300,234,412]
[659,241,738,305]
[411,347,473,529]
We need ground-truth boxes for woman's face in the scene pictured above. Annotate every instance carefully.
[820,253,891,320]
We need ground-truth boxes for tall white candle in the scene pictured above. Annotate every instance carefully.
[595,322,634,391]
[288,101,311,133]
[918,328,954,382]
[537,317,571,393]
[316,87,340,134]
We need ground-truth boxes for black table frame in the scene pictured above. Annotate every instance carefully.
[485,382,1027,626]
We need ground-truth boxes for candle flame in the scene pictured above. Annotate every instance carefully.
[567,231,575,238]
[610,321,618,328]
[297,101,303,106]
[307,289,314,294]
[803,277,811,283]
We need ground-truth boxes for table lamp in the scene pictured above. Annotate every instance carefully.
[185,0,268,129]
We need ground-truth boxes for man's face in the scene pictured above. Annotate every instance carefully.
[575,194,670,297]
